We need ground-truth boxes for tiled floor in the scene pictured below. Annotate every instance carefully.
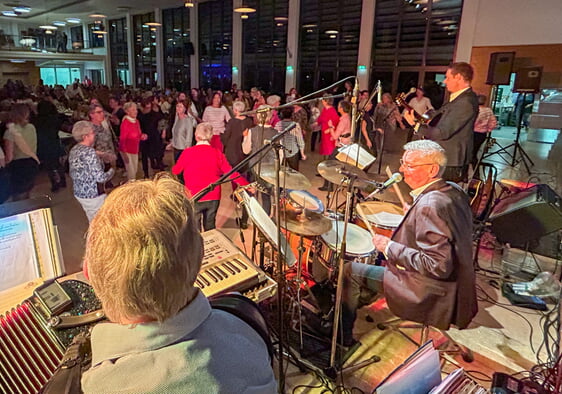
[17,124,562,392]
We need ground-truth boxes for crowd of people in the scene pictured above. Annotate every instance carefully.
[1,62,496,227]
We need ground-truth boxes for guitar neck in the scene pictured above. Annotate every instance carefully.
[396,96,427,123]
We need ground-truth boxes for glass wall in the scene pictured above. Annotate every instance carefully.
[40,67,81,87]
[242,0,288,94]
[88,23,105,48]
[198,0,232,91]
[298,0,362,94]
[133,12,157,88]
[109,18,129,87]
[371,0,463,104]
[163,6,191,92]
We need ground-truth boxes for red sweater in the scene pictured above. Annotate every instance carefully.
[172,143,249,201]
[119,117,142,154]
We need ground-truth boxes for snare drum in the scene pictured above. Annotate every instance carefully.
[355,201,404,237]
[309,220,375,282]
[287,189,324,213]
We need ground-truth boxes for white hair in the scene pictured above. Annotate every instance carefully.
[72,120,93,142]
[403,140,447,168]
[194,122,213,141]
[232,100,246,113]
[266,95,280,106]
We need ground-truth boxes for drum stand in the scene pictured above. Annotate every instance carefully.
[327,175,381,375]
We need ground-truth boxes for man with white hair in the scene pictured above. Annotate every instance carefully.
[172,122,250,231]
[266,94,281,127]
[341,140,477,346]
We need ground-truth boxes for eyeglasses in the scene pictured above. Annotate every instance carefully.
[399,159,435,170]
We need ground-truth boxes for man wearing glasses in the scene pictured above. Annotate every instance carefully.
[340,140,477,346]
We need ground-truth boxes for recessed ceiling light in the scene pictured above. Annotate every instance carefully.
[88,13,106,18]
[2,10,18,17]
[39,25,58,30]
[145,22,161,27]
[10,59,26,63]
[66,17,81,23]
[13,6,31,13]
[234,6,256,13]
[325,30,339,34]
[52,21,66,26]
[240,14,249,19]
[184,1,194,7]
[274,17,288,21]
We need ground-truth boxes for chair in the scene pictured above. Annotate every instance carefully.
[376,318,474,363]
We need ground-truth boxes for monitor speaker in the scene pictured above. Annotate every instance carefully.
[489,184,562,245]
[513,66,543,93]
[486,52,515,85]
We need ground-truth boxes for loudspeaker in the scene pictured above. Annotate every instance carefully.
[513,66,543,93]
[486,52,515,85]
[490,184,562,245]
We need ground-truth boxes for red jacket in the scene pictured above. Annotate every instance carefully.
[172,143,249,201]
[119,117,142,154]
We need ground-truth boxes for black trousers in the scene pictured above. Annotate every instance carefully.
[195,200,220,231]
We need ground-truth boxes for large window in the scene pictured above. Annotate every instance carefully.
[133,12,157,88]
[163,6,191,92]
[199,0,232,91]
[88,23,105,48]
[109,18,129,86]
[40,67,81,87]
[371,0,462,101]
[298,0,361,94]
[242,0,288,94]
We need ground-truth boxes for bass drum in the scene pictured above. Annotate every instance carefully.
[308,219,375,283]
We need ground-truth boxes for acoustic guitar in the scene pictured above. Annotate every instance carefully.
[394,88,443,126]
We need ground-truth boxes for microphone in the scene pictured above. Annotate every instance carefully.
[336,167,358,179]
[366,173,403,199]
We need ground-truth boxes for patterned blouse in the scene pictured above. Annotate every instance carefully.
[69,144,114,199]
[93,122,116,163]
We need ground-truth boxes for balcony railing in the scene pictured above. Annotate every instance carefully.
[0,33,103,54]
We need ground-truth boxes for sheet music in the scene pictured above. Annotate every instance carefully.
[336,143,376,169]
[366,212,404,227]
[0,213,40,292]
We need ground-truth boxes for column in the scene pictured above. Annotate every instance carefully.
[126,12,136,87]
[103,20,113,86]
[284,0,299,92]
[154,8,165,88]
[357,0,376,91]
[190,3,199,88]
[232,0,243,87]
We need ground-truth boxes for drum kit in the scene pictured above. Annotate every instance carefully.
[238,158,406,355]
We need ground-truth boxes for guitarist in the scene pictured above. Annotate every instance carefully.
[406,87,434,142]
[403,62,478,183]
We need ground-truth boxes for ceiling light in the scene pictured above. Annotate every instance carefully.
[145,22,161,27]
[325,29,339,34]
[234,6,256,13]
[45,30,53,35]
[2,10,18,16]
[39,25,58,30]
[13,6,31,13]
[329,34,336,39]
[52,21,66,26]
[302,24,317,28]
[10,59,26,63]
[240,14,249,19]
[274,17,288,21]
[184,1,194,7]
[66,17,81,23]
[88,13,106,18]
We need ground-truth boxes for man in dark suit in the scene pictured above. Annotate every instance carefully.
[341,140,477,345]
[404,62,479,183]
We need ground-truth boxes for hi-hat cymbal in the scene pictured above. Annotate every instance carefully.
[259,164,311,190]
[280,210,332,236]
[317,160,367,185]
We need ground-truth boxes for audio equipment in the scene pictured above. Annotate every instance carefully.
[486,52,515,85]
[513,66,543,93]
[489,184,562,245]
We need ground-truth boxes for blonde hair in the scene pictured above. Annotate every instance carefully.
[194,122,213,141]
[85,174,203,323]
[123,101,137,113]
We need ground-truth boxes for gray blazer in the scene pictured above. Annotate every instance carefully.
[418,88,479,167]
[384,180,477,330]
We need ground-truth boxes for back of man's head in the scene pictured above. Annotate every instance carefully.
[85,174,203,324]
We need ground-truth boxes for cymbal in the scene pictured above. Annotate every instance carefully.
[258,165,311,190]
[317,160,367,185]
[280,210,332,236]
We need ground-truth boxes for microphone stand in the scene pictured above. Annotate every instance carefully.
[191,121,301,393]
